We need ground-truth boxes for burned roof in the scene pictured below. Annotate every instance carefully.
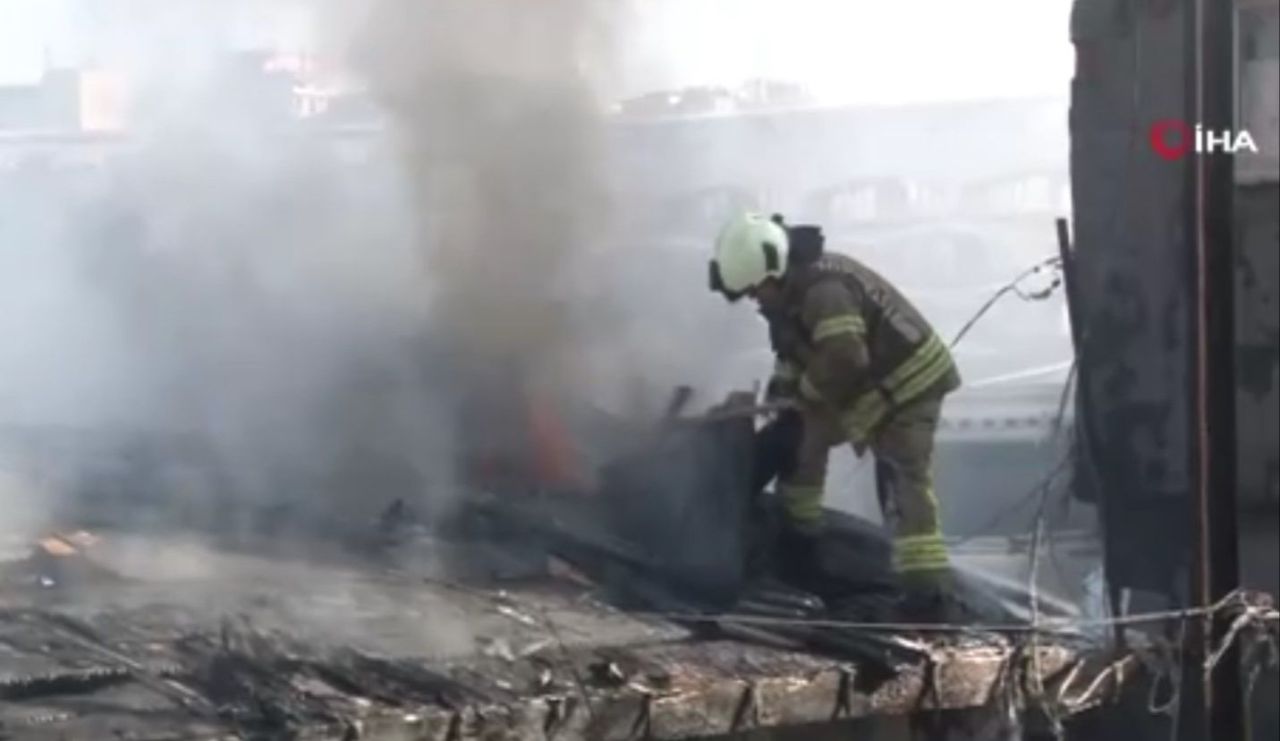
[0,415,1136,740]
[0,515,1126,741]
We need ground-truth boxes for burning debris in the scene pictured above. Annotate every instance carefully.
[0,531,122,592]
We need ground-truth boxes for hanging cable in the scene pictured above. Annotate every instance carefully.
[949,255,1064,351]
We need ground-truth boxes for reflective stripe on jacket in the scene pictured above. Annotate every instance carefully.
[780,252,961,444]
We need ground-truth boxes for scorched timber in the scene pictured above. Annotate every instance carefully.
[0,534,1115,740]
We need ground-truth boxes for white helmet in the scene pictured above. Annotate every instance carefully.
[709,212,789,300]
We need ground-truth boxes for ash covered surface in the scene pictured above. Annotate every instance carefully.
[0,525,1094,741]
[0,410,1105,740]
[0,530,686,739]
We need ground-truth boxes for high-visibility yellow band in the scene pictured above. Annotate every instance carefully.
[893,532,946,549]
[781,485,824,524]
[883,334,946,389]
[839,333,952,444]
[894,554,952,573]
[881,334,951,406]
[894,545,949,559]
[812,314,866,343]
[894,551,949,565]
[893,544,949,561]
[895,546,948,559]
[895,550,949,565]
[893,531,950,572]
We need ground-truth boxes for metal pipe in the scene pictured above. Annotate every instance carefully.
[1183,0,1243,738]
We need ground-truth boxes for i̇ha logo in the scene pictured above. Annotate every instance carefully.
[1149,120,1260,160]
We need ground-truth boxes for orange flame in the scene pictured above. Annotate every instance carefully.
[526,394,584,491]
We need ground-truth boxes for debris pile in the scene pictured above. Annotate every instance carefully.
[0,531,120,592]
[0,536,1100,741]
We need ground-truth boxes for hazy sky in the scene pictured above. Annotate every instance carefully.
[0,0,1074,103]
[0,0,60,83]
[622,0,1075,103]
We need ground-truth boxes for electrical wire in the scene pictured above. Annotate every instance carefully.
[947,344,1079,550]
[1050,359,1078,445]
[1044,358,1083,584]
[949,255,1064,351]
[946,267,1080,547]
[949,453,1074,548]
[627,588,1275,636]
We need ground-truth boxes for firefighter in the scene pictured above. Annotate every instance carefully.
[709,211,961,611]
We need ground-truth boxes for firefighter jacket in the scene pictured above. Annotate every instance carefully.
[766,252,961,445]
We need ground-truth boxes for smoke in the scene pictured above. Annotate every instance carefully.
[87,124,450,530]
[0,6,422,535]
[0,0,810,544]
[0,0,646,539]
[331,0,684,488]
[0,470,50,539]
[348,0,617,393]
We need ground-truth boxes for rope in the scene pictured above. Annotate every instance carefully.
[1242,622,1279,716]
[1027,500,1059,733]
[1015,592,1275,728]
[1204,599,1272,674]
[1061,654,1138,713]
[1146,619,1186,717]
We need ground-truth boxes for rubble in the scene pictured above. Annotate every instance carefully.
[0,531,123,592]
[0,410,1153,739]
[0,519,1138,741]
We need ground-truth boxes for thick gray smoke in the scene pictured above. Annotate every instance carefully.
[83,122,448,532]
[1,6,444,535]
[348,0,617,394]
[0,0,644,539]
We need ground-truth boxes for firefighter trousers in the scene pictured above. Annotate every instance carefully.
[778,395,950,588]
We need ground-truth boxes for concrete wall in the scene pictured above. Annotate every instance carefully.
[1233,9,1278,737]
[1069,0,1277,736]
[1069,0,1195,594]
[1236,181,1279,741]
[1235,184,1280,515]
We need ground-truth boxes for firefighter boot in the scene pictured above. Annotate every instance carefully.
[896,570,963,625]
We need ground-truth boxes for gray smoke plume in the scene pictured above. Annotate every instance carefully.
[0,0,637,540]
[1,5,436,536]
[348,0,618,394]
